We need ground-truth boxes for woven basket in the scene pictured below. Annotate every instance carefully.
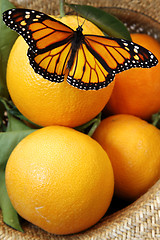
[1,0,160,239]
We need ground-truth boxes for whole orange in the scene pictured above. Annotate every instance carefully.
[93,114,160,200]
[6,15,115,127]
[5,126,114,235]
[104,34,160,120]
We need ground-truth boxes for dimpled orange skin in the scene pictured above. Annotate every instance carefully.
[104,34,160,120]
[93,114,160,200]
[5,126,114,235]
[6,15,115,128]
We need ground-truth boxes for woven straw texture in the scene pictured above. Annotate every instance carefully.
[1,0,160,239]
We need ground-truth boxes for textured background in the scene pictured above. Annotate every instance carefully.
[11,0,160,22]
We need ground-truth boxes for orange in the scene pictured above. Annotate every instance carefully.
[5,126,114,235]
[104,34,160,120]
[93,114,160,200]
[6,15,115,128]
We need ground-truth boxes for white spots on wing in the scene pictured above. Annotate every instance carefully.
[25,11,31,15]
[25,14,30,19]
[134,45,139,49]
[8,10,13,15]
[67,73,115,90]
[134,48,138,53]
[36,15,41,18]
[123,42,128,46]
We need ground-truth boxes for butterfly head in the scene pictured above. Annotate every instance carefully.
[76,25,83,33]
[2,8,158,91]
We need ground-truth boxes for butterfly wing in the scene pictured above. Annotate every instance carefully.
[3,9,158,90]
[67,43,115,90]
[67,35,158,90]
[84,35,158,72]
[3,8,74,82]
[27,41,73,82]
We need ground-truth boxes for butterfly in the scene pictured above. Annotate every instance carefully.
[3,8,158,90]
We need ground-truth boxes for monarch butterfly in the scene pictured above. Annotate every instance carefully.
[3,8,158,90]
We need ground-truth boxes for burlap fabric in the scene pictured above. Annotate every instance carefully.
[1,0,160,239]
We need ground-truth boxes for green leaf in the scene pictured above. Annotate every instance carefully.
[6,113,32,132]
[152,111,160,129]
[0,97,41,129]
[66,4,131,41]
[75,113,101,136]
[0,171,23,232]
[0,102,5,130]
[0,129,36,231]
[0,130,36,177]
[0,97,36,231]
[0,0,18,98]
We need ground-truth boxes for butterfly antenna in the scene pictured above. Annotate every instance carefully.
[80,11,89,28]
[81,18,86,27]
[77,14,86,27]
[77,14,80,26]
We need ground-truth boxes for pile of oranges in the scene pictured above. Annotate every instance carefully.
[5,15,160,235]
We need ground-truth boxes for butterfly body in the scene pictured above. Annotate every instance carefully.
[67,26,84,70]
[3,8,158,90]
